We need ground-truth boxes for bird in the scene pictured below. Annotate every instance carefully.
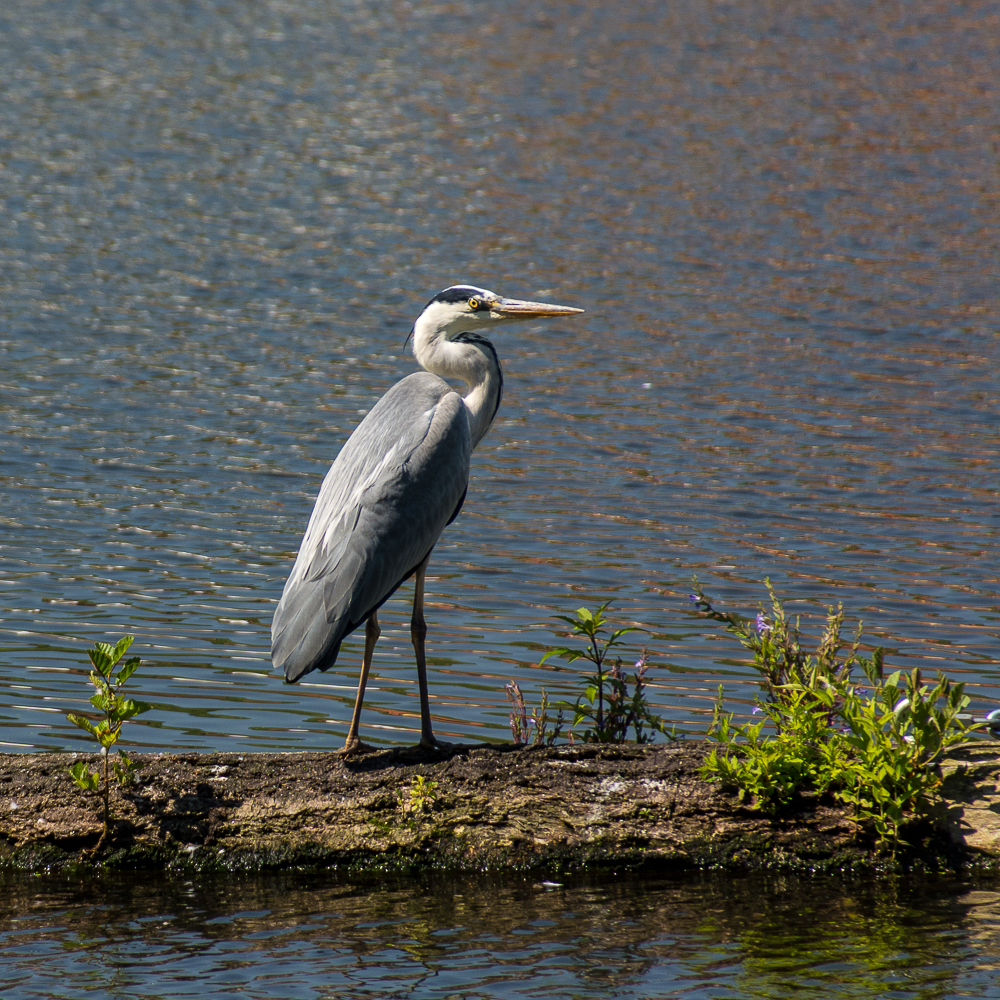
[271,284,584,755]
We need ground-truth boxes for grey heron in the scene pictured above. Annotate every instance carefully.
[271,284,584,755]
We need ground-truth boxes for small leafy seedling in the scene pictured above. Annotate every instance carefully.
[66,636,151,852]
[402,774,439,814]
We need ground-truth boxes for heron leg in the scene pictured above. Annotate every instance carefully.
[411,555,446,750]
[339,612,380,757]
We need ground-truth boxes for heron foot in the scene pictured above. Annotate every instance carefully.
[418,736,453,752]
[338,738,378,757]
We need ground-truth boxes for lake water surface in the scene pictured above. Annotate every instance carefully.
[5,869,1000,999]
[1,0,999,993]
[1,0,997,756]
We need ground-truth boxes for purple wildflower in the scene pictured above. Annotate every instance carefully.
[755,613,770,634]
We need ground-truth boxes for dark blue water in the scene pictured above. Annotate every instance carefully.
[4,869,1000,1000]
[2,0,997,757]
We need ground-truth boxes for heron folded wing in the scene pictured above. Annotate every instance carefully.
[272,372,472,682]
[288,374,448,580]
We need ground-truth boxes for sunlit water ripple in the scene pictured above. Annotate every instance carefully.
[1,0,998,762]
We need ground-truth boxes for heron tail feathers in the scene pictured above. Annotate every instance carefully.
[272,582,350,683]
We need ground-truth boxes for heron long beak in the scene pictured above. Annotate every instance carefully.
[491,297,585,319]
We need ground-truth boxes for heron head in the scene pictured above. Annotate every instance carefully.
[413,284,584,341]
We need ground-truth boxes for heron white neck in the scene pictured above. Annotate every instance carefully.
[411,312,503,449]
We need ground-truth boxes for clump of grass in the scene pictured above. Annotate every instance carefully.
[505,682,565,746]
[693,580,979,852]
[66,636,150,853]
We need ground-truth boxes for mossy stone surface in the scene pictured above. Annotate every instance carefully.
[2,742,998,874]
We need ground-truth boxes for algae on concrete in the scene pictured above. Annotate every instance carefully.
[1,742,998,875]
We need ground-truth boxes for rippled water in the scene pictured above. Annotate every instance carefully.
[1,0,999,759]
[4,869,1000,999]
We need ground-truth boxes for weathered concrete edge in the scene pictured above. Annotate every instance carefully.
[1,741,998,877]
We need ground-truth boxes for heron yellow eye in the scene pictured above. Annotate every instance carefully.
[468,297,480,311]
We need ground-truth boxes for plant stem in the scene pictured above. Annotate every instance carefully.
[103,750,110,841]
[591,635,605,733]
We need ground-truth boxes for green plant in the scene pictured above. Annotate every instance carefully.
[540,603,671,744]
[691,577,863,711]
[695,582,980,851]
[402,774,439,813]
[505,681,565,746]
[836,667,974,846]
[66,636,151,852]
[704,683,850,809]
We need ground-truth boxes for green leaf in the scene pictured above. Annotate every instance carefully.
[88,670,112,694]
[88,646,114,676]
[67,713,100,738]
[116,656,141,685]
[538,648,580,666]
[68,760,100,791]
[97,726,120,749]
[89,692,113,713]
[94,719,122,749]
[609,626,638,642]
[576,607,593,622]
[552,615,582,629]
[95,641,115,657]
[116,698,151,720]
[112,635,135,663]
[112,750,144,786]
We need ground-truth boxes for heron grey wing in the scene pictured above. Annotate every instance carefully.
[324,394,472,620]
[273,372,454,671]
[272,373,471,681]
[278,373,449,588]
[273,388,470,680]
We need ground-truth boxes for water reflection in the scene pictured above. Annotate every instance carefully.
[1,870,998,999]
[1,0,998,754]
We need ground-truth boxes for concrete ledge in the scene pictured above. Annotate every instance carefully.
[1,742,997,874]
